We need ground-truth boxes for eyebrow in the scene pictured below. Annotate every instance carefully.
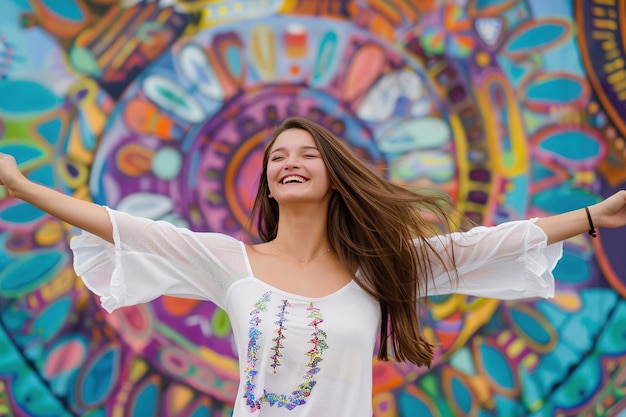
[270,145,319,154]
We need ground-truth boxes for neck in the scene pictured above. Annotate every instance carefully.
[272,205,330,260]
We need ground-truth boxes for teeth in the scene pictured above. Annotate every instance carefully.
[282,175,306,184]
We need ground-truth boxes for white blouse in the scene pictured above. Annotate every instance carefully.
[70,208,563,417]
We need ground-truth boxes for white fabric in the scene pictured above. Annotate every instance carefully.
[70,207,563,417]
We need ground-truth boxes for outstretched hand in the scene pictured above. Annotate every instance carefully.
[0,152,26,198]
[593,190,626,229]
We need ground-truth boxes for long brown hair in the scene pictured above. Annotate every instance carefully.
[250,116,458,367]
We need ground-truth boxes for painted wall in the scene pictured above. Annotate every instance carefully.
[0,0,625,416]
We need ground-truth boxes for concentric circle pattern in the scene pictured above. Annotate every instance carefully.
[0,1,625,416]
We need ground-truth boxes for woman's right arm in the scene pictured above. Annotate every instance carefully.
[0,153,113,242]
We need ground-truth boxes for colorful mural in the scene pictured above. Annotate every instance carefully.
[0,0,625,416]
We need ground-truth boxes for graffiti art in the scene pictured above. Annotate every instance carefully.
[0,0,625,416]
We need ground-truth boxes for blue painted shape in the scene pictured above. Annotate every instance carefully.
[81,347,119,406]
[13,370,73,416]
[533,186,598,214]
[31,297,73,341]
[451,375,473,414]
[494,395,525,417]
[536,300,569,329]
[560,289,617,352]
[552,250,590,284]
[40,0,85,21]
[510,308,552,345]
[552,354,602,409]
[225,45,243,78]
[397,390,434,417]
[132,381,159,417]
[527,77,582,103]
[0,201,46,224]
[0,251,64,295]
[312,31,339,85]
[507,23,566,52]
[36,118,63,145]
[479,344,515,390]
[532,161,553,181]
[535,347,580,394]
[475,0,509,11]
[29,165,55,187]
[0,80,62,114]
[597,301,626,355]
[540,131,601,161]
[0,143,46,165]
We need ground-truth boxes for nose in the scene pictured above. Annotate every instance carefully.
[284,155,301,169]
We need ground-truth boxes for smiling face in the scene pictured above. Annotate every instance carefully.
[266,128,334,206]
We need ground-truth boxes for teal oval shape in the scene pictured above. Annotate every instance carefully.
[451,375,473,414]
[0,202,47,224]
[398,390,435,416]
[0,80,62,114]
[510,308,552,345]
[130,380,159,417]
[541,131,601,161]
[226,45,243,78]
[0,143,46,165]
[0,251,65,295]
[533,187,598,214]
[506,22,567,54]
[313,31,339,84]
[40,0,85,21]
[527,77,582,104]
[32,297,73,341]
[29,165,56,188]
[80,346,120,406]
[480,344,515,390]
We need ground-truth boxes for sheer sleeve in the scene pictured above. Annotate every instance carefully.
[422,219,563,300]
[69,207,251,313]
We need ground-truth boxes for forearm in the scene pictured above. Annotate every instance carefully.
[11,178,113,243]
[534,207,593,245]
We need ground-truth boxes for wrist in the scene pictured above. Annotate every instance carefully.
[8,175,31,200]
[584,206,597,237]
[587,202,607,230]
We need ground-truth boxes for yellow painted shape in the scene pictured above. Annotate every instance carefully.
[476,72,528,177]
[250,24,277,80]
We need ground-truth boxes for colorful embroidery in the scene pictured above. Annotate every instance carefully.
[244,291,271,410]
[243,295,328,412]
[306,303,328,369]
[270,299,291,373]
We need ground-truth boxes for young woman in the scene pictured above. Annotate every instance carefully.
[1,116,626,416]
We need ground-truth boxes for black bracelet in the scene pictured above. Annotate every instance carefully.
[585,206,597,238]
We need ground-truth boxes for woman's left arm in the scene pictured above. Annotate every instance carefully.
[535,190,626,245]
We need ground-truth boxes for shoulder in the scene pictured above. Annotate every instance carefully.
[245,242,273,259]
